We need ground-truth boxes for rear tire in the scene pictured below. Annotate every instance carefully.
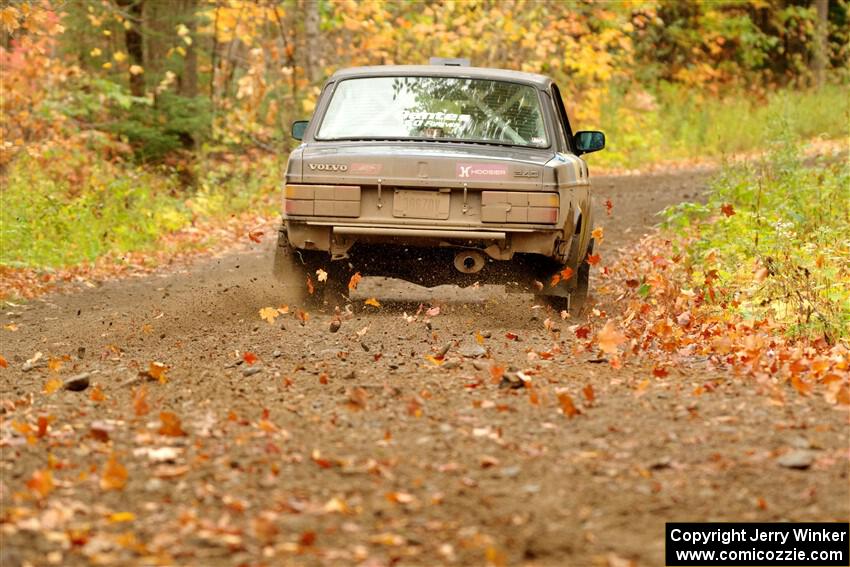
[533,238,593,315]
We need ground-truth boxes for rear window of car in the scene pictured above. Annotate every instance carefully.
[316,76,548,148]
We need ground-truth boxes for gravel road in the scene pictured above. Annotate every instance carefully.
[2,169,847,567]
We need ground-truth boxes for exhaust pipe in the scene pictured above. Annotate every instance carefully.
[453,250,486,274]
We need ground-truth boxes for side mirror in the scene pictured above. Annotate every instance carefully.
[291,120,309,140]
[575,130,605,155]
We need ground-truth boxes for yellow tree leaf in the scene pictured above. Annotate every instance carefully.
[364,298,381,308]
[591,226,604,243]
[259,307,280,324]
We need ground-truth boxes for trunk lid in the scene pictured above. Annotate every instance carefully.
[296,142,553,191]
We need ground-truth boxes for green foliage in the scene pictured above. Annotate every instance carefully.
[0,147,280,269]
[55,77,212,162]
[590,84,849,169]
[663,127,850,340]
[0,150,188,267]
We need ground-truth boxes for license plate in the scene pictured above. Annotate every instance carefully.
[392,190,450,220]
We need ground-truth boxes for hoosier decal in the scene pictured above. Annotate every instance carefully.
[456,163,508,179]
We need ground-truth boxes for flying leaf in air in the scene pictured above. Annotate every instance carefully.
[259,307,280,324]
[591,226,604,243]
[596,320,626,354]
[348,272,362,290]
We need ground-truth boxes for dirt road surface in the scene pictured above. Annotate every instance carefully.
[2,170,848,567]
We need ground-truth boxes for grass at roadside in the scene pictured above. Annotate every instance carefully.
[0,146,281,269]
[661,130,850,341]
[588,84,849,169]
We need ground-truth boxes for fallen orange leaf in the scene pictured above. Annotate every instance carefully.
[158,411,187,436]
[90,385,105,402]
[243,352,258,365]
[100,453,128,491]
[133,385,150,416]
[37,415,53,438]
[558,393,579,418]
[43,378,62,395]
[791,375,812,396]
[148,361,168,384]
[364,297,381,308]
[26,469,54,498]
[586,254,601,266]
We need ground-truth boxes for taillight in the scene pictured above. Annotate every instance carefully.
[481,191,559,224]
[284,184,361,218]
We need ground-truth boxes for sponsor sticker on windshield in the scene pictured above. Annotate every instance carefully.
[456,163,508,179]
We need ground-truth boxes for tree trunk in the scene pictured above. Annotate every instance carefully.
[304,0,320,83]
[178,0,198,99]
[811,0,829,88]
[119,0,145,97]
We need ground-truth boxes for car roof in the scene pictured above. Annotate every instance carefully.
[329,65,553,89]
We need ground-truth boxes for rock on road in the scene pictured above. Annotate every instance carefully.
[2,170,847,567]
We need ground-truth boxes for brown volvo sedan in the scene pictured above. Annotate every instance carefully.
[276,61,605,311]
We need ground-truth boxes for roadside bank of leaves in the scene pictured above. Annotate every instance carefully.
[592,230,848,406]
[588,143,849,406]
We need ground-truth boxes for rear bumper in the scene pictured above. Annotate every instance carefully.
[284,220,561,261]
[282,183,567,260]
[332,225,507,241]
